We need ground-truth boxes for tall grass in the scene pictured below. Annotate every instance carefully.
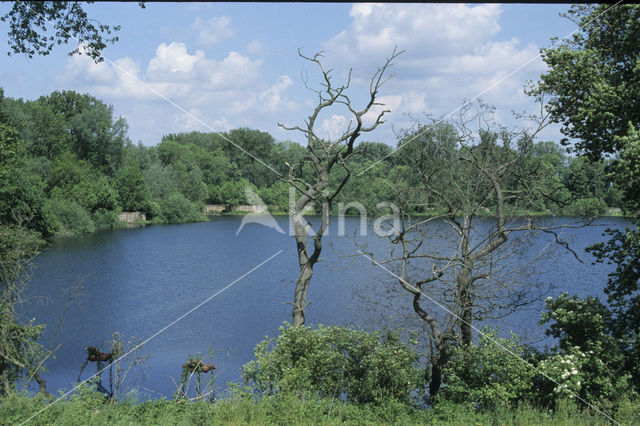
[1,390,637,425]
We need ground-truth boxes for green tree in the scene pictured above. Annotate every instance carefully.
[37,91,128,175]
[0,123,50,235]
[0,94,70,159]
[114,165,150,212]
[1,1,145,62]
[529,4,640,160]
[47,151,94,200]
[45,197,95,236]
[224,128,277,187]
[530,4,640,393]
[143,163,176,200]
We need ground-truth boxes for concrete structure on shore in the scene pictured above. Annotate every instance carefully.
[204,205,273,214]
[118,212,147,222]
[204,205,226,214]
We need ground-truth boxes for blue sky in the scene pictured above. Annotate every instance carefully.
[0,3,577,147]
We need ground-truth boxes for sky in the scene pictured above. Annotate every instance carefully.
[0,3,578,148]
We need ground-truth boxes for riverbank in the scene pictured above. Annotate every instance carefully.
[2,391,636,425]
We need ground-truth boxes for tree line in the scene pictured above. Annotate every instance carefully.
[0,88,623,239]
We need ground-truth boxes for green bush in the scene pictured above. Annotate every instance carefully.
[438,328,534,410]
[92,208,119,230]
[565,197,608,217]
[45,197,95,236]
[242,324,421,405]
[538,293,636,409]
[158,193,205,224]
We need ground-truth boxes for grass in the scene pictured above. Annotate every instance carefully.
[2,390,638,425]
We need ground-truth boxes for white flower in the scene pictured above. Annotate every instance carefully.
[571,369,578,375]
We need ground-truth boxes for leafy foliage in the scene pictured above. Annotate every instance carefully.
[114,166,150,213]
[439,328,534,410]
[530,4,640,403]
[0,224,46,395]
[530,4,640,160]
[1,1,144,62]
[539,293,635,407]
[45,197,95,236]
[0,122,51,235]
[242,325,421,405]
[158,193,205,224]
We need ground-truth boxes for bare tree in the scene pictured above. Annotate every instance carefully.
[279,48,402,326]
[362,102,587,396]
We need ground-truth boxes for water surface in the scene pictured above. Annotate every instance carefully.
[21,216,630,398]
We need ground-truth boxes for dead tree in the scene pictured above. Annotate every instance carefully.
[363,101,588,396]
[279,48,402,326]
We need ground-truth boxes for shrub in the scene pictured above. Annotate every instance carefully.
[242,324,420,405]
[158,193,205,223]
[537,294,636,409]
[45,198,95,236]
[566,197,608,217]
[92,208,119,230]
[438,328,534,410]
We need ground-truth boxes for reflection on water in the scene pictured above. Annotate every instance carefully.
[21,216,630,398]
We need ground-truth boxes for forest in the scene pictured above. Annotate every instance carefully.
[0,87,623,239]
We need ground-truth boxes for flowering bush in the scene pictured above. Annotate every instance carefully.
[538,294,636,409]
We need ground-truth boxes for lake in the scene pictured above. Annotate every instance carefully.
[21,215,631,399]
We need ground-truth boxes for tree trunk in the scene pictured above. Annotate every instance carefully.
[33,371,50,397]
[1,369,10,396]
[459,270,473,346]
[292,260,313,327]
[429,363,443,396]
[459,223,474,346]
[428,342,451,397]
[291,212,321,327]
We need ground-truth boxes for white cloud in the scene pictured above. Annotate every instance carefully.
[148,42,204,76]
[57,40,297,145]
[246,40,265,56]
[318,3,549,140]
[321,114,348,140]
[259,75,294,112]
[193,16,234,46]
[202,51,263,90]
[211,116,234,132]
[325,3,503,65]
[173,108,208,132]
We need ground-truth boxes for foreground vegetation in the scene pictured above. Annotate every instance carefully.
[3,391,639,426]
[5,323,637,425]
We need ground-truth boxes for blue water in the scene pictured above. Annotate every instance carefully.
[19,215,631,399]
